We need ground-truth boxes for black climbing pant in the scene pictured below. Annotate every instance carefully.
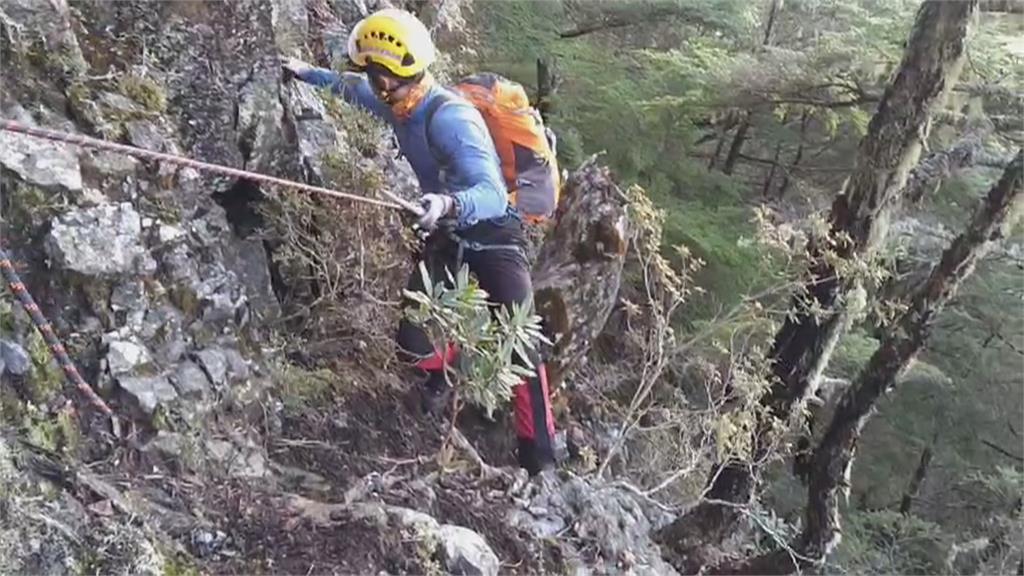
[396,217,556,475]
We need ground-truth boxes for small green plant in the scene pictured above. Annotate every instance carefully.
[273,361,346,411]
[411,525,444,576]
[118,72,167,113]
[403,262,549,419]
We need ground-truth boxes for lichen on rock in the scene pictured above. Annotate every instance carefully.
[45,202,156,277]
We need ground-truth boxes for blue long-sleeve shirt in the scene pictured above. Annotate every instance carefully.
[296,67,508,228]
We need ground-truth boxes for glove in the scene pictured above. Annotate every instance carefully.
[280,56,311,80]
[416,194,455,231]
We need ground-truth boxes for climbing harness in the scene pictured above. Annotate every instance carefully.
[0,120,425,216]
[0,117,427,426]
[0,247,114,418]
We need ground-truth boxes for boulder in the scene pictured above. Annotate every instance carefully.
[194,348,228,388]
[346,503,501,576]
[438,524,501,576]
[106,340,153,375]
[0,129,82,193]
[170,361,211,399]
[205,439,268,478]
[117,375,178,415]
[45,202,156,277]
[508,472,678,575]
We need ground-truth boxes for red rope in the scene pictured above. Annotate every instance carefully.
[0,248,113,416]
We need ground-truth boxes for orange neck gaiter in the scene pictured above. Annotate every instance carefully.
[391,73,435,121]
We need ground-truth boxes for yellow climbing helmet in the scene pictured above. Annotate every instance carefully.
[346,9,436,78]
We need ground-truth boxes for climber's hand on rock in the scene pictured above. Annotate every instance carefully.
[280,56,311,80]
[416,194,455,232]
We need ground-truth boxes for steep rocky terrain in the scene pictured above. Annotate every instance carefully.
[0,0,678,574]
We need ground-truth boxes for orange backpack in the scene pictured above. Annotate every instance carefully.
[425,73,561,223]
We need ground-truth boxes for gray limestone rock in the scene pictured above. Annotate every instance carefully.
[508,472,678,575]
[347,503,500,576]
[193,348,228,388]
[221,347,251,382]
[125,121,172,153]
[117,375,178,415]
[170,361,211,399]
[438,524,500,576]
[106,340,152,375]
[0,341,31,376]
[45,202,155,277]
[0,129,82,193]
[219,237,279,323]
[205,439,267,478]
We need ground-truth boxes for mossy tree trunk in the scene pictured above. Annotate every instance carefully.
[718,149,1023,575]
[659,2,978,571]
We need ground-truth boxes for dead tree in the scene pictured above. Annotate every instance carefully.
[721,149,1023,575]
[900,432,938,515]
[658,2,978,571]
[532,157,632,389]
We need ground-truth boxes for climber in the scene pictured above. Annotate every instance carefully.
[280,9,556,475]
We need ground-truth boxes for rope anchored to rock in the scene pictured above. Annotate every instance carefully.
[0,120,424,215]
[0,118,424,426]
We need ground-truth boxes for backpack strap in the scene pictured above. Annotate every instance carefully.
[422,90,458,163]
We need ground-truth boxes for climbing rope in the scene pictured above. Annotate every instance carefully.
[0,120,424,215]
[0,117,424,424]
[0,247,113,417]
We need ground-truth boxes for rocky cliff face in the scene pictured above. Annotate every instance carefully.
[0,0,674,573]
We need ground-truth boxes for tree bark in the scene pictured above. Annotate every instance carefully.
[900,437,936,515]
[531,157,632,389]
[722,149,1023,575]
[536,57,558,123]
[762,140,784,197]
[708,133,728,170]
[659,2,978,571]
[762,0,784,46]
[777,110,810,200]
[722,119,751,175]
[905,130,987,204]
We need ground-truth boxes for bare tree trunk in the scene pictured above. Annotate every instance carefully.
[659,2,978,571]
[720,149,1023,575]
[777,110,809,200]
[762,0,784,46]
[900,435,937,515]
[722,120,751,175]
[708,133,728,170]
[762,140,784,197]
[536,57,558,123]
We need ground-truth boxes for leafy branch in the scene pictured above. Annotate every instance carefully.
[402,262,550,420]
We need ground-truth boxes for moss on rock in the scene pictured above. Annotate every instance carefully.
[117,73,168,114]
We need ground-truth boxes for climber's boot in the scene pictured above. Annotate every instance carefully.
[420,370,453,416]
[513,363,557,475]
